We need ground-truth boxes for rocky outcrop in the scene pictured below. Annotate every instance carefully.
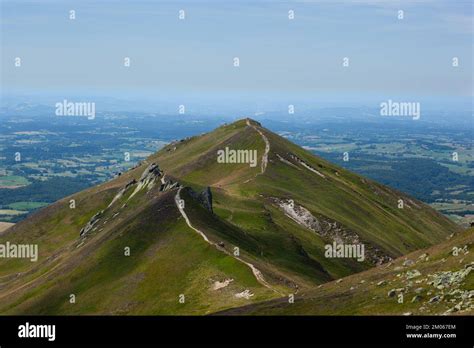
[129,163,163,199]
[427,266,471,289]
[235,289,254,299]
[107,179,137,208]
[159,177,180,192]
[288,153,325,178]
[276,153,300,169]
[139,163,161,181]
[80,210,103,238]
[272,197,391,265]
[406,269,421,279]
[200,187,213,213]
[188,186,213,213]
[212,279,234,290]
[391,256,473,315]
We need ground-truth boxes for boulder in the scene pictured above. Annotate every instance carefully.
[406,270,422,279]
[411,295,422,303]
[139,163,161,182]
[429,295,441,303]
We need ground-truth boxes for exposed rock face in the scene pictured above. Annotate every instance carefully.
[276,198,323,233]
[139,163,161,181]
[393,257,474,315]
[124,179,137,190]
[427,266,471,288]
[159,178,179,192]
[276,153,300,169]
[108,179,137,208]
[235,289,254,299]
[199,187,213,213]
[82,163,177,239]
[188,186,213,213]
[429,295,441,303]
[272,197,392,265]
[129,163,163,199]
[212,279,234,290]
[80,210,103,237]
[288,153,325,178]
[406,269,421,279]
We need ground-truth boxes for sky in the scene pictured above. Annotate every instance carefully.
[0,0,473,101]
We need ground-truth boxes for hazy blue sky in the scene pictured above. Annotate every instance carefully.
[1,0,472,99]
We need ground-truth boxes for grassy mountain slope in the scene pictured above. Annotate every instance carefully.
[0,118,462,314]
[217,228,473,315]
[149,119,460,285]
[0,186,276,314]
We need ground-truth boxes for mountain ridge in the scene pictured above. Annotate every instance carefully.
[0,118,463,314]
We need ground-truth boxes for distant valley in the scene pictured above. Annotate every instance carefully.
[1,113,472,227]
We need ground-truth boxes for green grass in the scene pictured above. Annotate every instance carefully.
[0,191,275,315]
[0,118,464,315]
[0,209,25,215]
[7,201,49,210]
[217,228,474,315]
[0,175,30,187]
